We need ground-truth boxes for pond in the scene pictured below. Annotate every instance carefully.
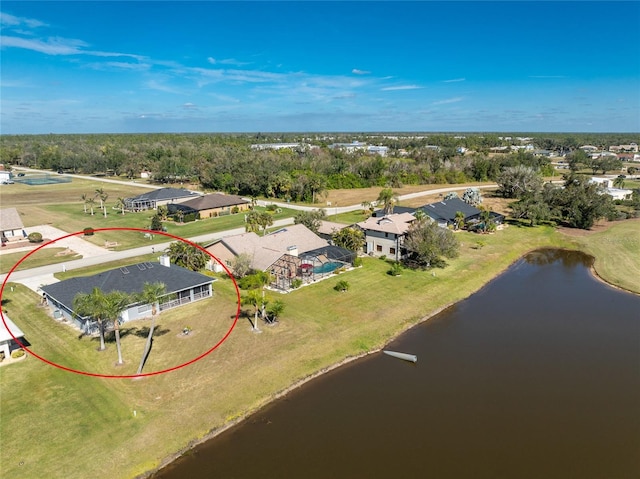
[153,249,640,479]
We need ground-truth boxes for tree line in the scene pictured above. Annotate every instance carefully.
[1,133,635,202]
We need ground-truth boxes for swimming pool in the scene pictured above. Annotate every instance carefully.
[313,261,343,274]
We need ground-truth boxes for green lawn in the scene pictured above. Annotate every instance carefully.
[34,204,297,250]
[1,220,638,479]
[327,209,369,224]
[0,247,74,274]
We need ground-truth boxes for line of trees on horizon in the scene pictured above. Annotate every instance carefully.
[0,132,634,202]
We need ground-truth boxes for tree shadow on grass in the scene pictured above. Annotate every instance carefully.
[132,326,170,338]
[96,326,170,344]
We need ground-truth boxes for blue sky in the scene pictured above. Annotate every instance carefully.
[1,1,639,134]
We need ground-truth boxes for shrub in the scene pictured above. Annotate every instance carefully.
[334,279,350,292]
[353,257,363,267]
[291,279,303,289]
[388,261,403,276]
[150,215,163,231]
[266,204,277,212]
[231,206,240,214]
[83,227,94,236]
[27,232,43,243]
[11,349,25,359]
[379,255,387,261]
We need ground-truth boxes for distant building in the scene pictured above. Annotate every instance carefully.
[167,193,249,219]
[124,188,202,211]
[609,143,638,153]
[0,208,25,245]
[250,143,303,151]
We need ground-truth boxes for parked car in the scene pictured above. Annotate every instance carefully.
[17,172,25,177]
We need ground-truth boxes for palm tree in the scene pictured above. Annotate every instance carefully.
[454,211,465,230]
[414,209,427,222]
[361,201,373,217]
[102,291,132,365]
[81,193,88,213]
[73,287,107,351]
[257,211,274,235]
[613,175,626,189]
[135,282,167,374]
[95,188,106,210]
[377,188,398,215]
[86,196,96,215]
[245,210,261,234]
[267,299,285,323]
[166,241,208,271]
[241,290,262,331]
[115,197,126,215]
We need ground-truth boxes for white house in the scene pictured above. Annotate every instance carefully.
[0,314,25,360]
[41,258,214,334]
[357,213,416,261]
[0,208,25,244]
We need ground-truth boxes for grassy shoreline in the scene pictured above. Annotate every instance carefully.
[1,221,638,479]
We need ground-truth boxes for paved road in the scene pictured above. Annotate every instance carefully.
[0,218,295,291]
[258,184,500,214]
[1,172,506,292]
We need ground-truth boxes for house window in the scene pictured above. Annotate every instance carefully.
[376,245,383,252]
[385,232,388,238]
[389,247,396,255]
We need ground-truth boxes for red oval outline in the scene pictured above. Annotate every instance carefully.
[0,227,240,378]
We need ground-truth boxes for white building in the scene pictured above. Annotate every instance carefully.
[0,314,25,360]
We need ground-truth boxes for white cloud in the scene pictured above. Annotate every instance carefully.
[207,56,248,66]
[432,97,464,105]
[380,85,422,91]
[1,34,144,60]
[0,12,47,29]
[442,78,465,83]
[352,68,371,75]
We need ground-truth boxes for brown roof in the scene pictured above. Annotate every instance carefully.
[218,224,328,271]
[0,208,24,232]
[180,193,248,211]
[317,220,350,236]
[357,213,415,235]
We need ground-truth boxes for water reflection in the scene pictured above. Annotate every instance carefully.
[154,250,639,479]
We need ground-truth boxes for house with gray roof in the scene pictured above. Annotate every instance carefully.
[124,188,203,211]
[167,193,249,219]
[0,208,25,244]
[41,257,214,333]
[422,197,504,229]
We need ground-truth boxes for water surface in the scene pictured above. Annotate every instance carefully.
[155,249,640,479]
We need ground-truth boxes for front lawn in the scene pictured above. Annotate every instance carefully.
[0,247,74,274]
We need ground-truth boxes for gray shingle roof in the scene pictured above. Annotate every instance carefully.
[422,197,481,223]
[179,193,248,211]
[41,261,212,311]
[127,188,201,202]
[0,208,24,232]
